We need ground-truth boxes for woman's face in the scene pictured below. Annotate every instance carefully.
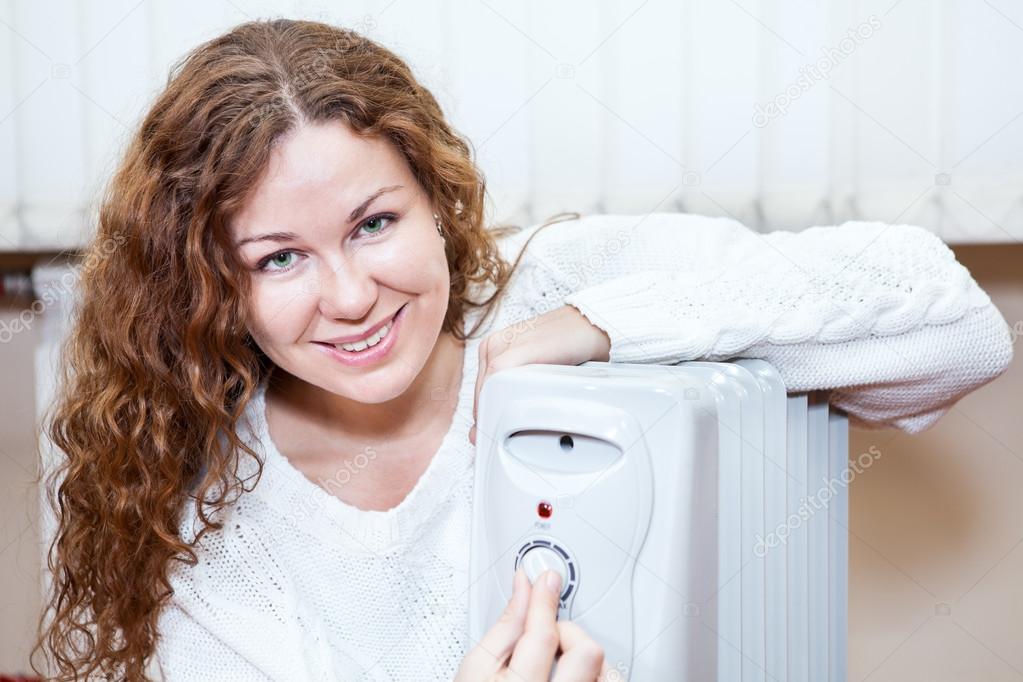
[230,119,450,405]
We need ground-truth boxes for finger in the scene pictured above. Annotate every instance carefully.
[456,568,531,677]
[551,620,605,682]
[508,569,563,681]
[469,423,477,446]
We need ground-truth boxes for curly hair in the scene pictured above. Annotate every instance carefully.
[31,18,574,681]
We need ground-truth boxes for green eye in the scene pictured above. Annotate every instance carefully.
[257,251,298,272]
[359,214,396,235]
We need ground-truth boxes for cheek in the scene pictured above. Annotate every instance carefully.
[247,280,318,345]
[369,230,449,291]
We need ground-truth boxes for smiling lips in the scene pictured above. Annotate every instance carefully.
[317,303,405,350]
[332,317,395,351]
[314,302,407,368]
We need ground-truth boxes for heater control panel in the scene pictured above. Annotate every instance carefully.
[515,538,579,617]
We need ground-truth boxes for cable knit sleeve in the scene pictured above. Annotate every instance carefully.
[516,212,1013,433]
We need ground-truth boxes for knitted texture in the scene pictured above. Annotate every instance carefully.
[154,212,1012,680]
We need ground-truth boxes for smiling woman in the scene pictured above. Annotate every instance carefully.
[30,17,574,682]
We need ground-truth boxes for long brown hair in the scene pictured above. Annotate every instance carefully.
[32,18,574,680]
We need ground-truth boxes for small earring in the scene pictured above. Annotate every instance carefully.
[433,213,444,238]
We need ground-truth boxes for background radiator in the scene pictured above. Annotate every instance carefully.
[469,359,850,681]
[3,0,1022,249]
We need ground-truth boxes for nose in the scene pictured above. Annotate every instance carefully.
[313,255,377,321]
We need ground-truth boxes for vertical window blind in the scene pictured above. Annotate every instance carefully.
[1,0,1020,250]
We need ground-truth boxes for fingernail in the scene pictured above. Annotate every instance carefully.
[545,570,562,593]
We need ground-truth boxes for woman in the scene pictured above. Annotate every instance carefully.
[33,18,1012,682]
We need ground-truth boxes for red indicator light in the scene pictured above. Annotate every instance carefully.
[537,501,553,519]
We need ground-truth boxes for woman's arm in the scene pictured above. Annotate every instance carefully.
[517,213,1013,432]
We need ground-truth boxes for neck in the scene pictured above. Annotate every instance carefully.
[268,330,466,442]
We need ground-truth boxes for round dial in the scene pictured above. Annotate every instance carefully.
[519,546,570,593]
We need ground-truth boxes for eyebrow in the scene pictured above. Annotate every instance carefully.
[234,184,405,248]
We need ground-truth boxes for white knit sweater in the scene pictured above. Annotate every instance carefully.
[153,213,1012,681]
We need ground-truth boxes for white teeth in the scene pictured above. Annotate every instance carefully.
[337,320,392,352]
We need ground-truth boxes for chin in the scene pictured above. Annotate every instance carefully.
[315,361,417,403]
[327,378,401,404]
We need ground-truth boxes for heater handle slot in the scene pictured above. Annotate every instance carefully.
[504,430,622,473]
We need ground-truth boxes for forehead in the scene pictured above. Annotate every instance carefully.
[231,120,409,236]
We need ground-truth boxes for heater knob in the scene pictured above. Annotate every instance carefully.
[519,547,570,593]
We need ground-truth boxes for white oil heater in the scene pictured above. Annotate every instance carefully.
[468,360,849,681]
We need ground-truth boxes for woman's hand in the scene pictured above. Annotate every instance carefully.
[455,567,611,681]
[470,305,611,445]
